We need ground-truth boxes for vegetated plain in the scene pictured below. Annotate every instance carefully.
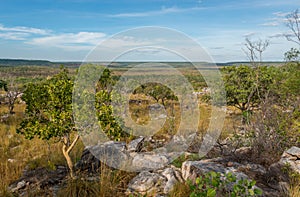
[0,59,299,196]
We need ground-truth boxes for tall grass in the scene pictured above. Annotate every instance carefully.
[0,104,83,195]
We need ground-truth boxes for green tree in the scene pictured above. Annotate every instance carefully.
[95,68,128,140]
[221,65,272,123]
[284,48,300,62]
[134,82,177,107]
[17,69,79,178]
[0,80,8,91]
[18,67,127,178]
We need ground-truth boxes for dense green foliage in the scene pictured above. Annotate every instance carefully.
[284,48,300,62]
[95,68,128,140]
[17,69,74,140]
[188,171,262,197]
[17,67,127,178]
[133,82,178,106]
[0,80,8,91]
[221,65,272,113]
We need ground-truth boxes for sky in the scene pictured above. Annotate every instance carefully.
[0,0,299,62]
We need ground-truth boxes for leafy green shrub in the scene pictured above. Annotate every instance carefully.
[187,171,262,197]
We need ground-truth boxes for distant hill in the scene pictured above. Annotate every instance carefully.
[0,59,285,68]
[0,59,54,66]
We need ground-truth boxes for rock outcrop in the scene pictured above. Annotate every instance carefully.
[8,142,300,197]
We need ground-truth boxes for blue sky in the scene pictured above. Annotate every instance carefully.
[0,0,299,62]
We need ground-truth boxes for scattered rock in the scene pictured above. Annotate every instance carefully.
[131,152,169,171]
[8,139,300,197]
[9,180,26,193]
[126,171,167,195]
[279,146,300,174]
[8,166,67,195]
[88,141,129,169]
[127,137,145,152]
[160,167,183,194]
[285,146,300,157]
[182,160,228,181]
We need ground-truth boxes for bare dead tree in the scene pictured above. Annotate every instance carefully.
[242,37,270,108]
[7,91,22,114]
[5,77,22,114]
[285,9,300,45]
[243,37,269,67]
[243,37,258,66]
[254,39,269,63]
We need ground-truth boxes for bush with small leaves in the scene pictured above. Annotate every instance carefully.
[188,171,262,197]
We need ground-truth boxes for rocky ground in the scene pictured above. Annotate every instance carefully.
[8,136,300,197]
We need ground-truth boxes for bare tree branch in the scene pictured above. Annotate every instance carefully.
[243,37,269,66]
[285,9,300,45]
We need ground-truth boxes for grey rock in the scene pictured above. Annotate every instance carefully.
[160,167,183,194]
[131,152,169,171]
[89,141,129,169]
[285,146,300,158]
[9,180,26,193]
[181,160,261,194]
[182,161,226,181]
[279,146,300,174]
[127,171,167,195]
[8,166,67,195]
[127,137,145,152]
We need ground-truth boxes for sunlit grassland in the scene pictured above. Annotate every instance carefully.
[0,103,84,196]
[0,64,242,196]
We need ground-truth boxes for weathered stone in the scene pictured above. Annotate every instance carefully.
[9,180,26,193]
[160,167,183,194]
[88,141,129,169]
[126,171,167,195]
[131,152,169,171]
[181,160,264,195]
[182,161,226,181]
[279,146,300,174]
[285,146,300,158]
[127,137,145,152]
[8,166,67,195]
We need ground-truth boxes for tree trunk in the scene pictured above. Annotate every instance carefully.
[9,104,15,114]
[62,134,80,179]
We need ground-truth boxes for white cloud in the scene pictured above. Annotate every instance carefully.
[0,24,50,35]
[243,32,256,37]
[260,22,279,26]
[28,32,106,50]
[0,32,29,40]
[273,11,290,17]
[260,10,297,27]
[0,24,51,41]
[108,6,205,18]
[268,33,285,38]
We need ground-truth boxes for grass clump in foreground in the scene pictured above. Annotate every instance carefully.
[58,164,137,197]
